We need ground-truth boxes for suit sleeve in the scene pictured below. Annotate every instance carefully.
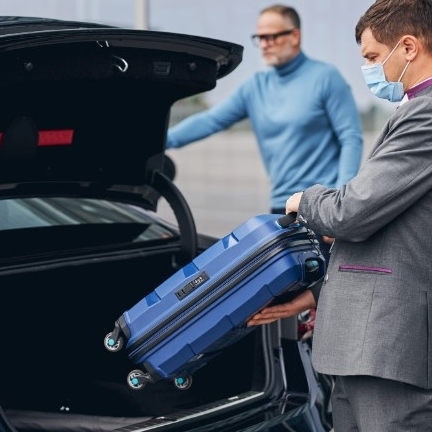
[297,96,432,242]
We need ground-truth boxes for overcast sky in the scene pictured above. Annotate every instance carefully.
[0,0,394,113]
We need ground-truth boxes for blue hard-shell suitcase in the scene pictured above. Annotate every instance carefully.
[104,213,326,390]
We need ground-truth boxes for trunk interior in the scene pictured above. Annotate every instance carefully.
[0,248,271,432]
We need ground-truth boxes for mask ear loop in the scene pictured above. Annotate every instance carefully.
[382,40,402,65]
[397,60,410,82]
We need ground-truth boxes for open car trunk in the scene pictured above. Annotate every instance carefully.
[0,243,318,432]
[0,246,318,432]
[0,247,253,430]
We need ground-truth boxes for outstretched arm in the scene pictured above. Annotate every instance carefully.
[167,84,249,149]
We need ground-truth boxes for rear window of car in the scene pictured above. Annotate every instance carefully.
[0,197,177,259]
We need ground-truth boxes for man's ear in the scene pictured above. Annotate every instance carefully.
[402,35,419,61]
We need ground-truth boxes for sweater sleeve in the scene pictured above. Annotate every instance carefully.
[166,82,249,149]
[322,68,363,186]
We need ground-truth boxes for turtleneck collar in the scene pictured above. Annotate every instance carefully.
[274,51,307,77]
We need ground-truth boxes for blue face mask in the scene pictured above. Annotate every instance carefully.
[361,40,410,102]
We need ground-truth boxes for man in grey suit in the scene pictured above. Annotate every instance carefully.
[248,0,432,430]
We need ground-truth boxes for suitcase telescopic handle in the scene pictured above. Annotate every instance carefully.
[276,212,298,228]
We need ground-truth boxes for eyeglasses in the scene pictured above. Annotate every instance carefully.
[251,29,297,47]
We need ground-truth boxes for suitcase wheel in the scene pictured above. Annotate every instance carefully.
[127,369,149,390]
[305,259,320,273]
[104,332,124,352]
[173,375,193,390]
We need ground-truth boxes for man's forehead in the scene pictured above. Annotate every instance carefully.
[360,41,376,57]
[360,28,382,56]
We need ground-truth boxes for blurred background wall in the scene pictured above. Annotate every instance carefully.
[0,0,394,237]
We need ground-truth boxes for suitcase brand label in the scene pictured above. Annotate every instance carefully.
[176,271,210,300]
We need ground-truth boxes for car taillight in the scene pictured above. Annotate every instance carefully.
[0,129,74,146]
[38,129,74,146]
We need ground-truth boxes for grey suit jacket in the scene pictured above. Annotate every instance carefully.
[298,85,432,389]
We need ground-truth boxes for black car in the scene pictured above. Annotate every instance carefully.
[0,16,332,432]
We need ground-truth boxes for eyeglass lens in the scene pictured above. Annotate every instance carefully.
[251,29,295,46]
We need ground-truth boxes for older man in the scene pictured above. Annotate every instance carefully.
[166,5,363,262]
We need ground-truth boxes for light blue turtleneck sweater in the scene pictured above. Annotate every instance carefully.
[166,51,363,210]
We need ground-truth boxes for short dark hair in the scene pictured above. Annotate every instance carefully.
[259,4,301,29]
[355,0,432,54]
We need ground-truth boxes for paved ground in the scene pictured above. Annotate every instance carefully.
[159,129,376,238]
